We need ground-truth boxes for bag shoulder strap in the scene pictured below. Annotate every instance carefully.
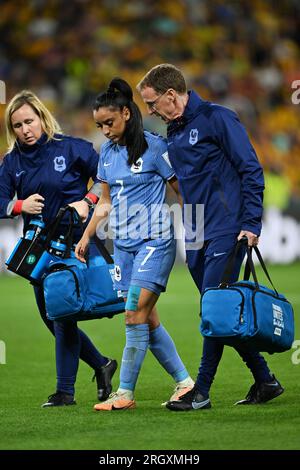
[221,237,279,296]
[93,236,114,265]
[220,237,247,286]
[44,206,82,258]
[244,245,279,296]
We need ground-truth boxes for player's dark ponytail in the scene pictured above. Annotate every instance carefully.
[94,78,148,166]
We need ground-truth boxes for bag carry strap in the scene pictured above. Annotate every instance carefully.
[44,206,113,264]
[220,237,247,286]
[43,206,112,264]
[242,246,259,287]
[243,245,279,296]
[92,236,114,265]
[44,206,83,258]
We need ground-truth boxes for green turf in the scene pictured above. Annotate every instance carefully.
[0,264,299,450]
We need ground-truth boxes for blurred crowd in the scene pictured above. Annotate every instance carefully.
[0,0,299,209]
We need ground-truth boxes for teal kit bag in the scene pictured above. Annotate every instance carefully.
[200,241,294,354]
[44,239,125,321]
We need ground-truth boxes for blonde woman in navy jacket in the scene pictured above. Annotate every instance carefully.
[0,90,117,407]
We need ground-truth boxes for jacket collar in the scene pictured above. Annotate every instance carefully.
[15,132,49,155]
[167,90,208,136]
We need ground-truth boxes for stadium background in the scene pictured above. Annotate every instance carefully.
[0,0,299,452]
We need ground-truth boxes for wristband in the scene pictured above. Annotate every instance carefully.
[12,200,23,216]
[83,196,94,209]
[85,192,98,204]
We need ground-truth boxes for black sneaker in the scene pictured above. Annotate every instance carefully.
[166,386,211,411]
[41,391,76,408]
[235,375,284,405]
[93,359,118,401]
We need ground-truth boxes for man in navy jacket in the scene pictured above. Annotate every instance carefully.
[138,64,284,410]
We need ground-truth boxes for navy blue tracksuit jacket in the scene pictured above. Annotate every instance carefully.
[167,90,265,241]
[0,133,99,234]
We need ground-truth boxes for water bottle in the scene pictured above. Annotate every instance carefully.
[24,215,45,241]
[49,235,67,258]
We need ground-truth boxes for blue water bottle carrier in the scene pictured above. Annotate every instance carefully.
[6,206,79,285]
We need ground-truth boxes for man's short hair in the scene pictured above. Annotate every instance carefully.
[137,64,187,94]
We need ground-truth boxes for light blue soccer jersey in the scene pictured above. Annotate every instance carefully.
[97,131,175,250]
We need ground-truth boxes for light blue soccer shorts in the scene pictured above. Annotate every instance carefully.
[113,237,176,297]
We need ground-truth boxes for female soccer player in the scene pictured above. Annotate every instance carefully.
[75,78,194,410]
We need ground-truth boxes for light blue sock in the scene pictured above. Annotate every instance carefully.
[120,324,149,391]
[149,324,189,382]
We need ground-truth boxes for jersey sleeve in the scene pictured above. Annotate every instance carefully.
[153,138,175,180]
[96,144,108,183]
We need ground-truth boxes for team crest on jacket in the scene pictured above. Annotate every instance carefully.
[189,128,198,145]
[114,265,121,281]
[53,156,66,172]
[131,157,143,173]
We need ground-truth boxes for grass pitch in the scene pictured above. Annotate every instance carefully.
[0,264,299,450]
